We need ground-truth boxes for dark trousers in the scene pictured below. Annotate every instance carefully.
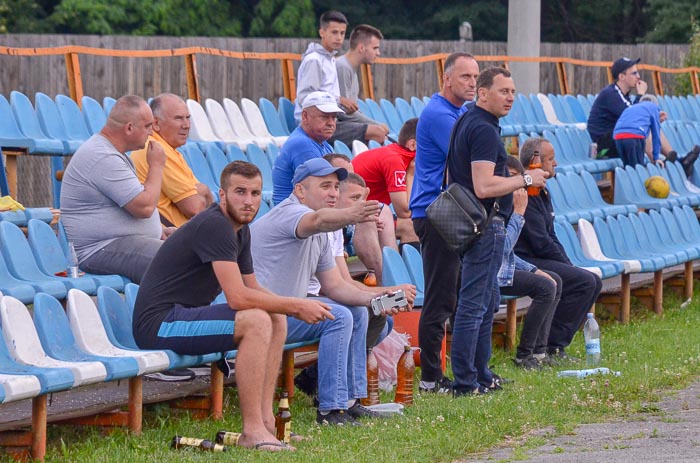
[500,269,562,359]
[412,217,461,382]
[525,258,603,350]
[615,137,646,167]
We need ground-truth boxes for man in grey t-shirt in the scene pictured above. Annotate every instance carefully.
[60,95,168,284]
[251,158,399,426]
[333,24,389,146]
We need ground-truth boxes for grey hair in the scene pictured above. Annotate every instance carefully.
[639,94,659,105]
[519,137,547,168]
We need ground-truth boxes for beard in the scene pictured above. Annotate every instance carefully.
[225,201,258,225]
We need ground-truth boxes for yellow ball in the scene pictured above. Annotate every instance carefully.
[644,175,670,199]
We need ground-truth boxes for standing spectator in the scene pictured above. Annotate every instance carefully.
[60,95,167,284]
[352,118,420,245]
[131,93,213,227]
[408,52,479,394]
[515,137,602,361]
[613,94,664,168]
[447,67,547,396]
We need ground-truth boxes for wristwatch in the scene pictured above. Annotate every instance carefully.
[522,173,533,187]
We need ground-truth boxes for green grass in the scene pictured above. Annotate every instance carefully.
[13,289,700,462]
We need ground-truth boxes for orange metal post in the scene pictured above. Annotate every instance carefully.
[281,59,296,101]
[691,70,700,95]
[435,58,445,88]
[360,63,375,100]
[652,70,664,96]
[184,54,200,102]
[31,395,47,461]
[65,52,84,105]
[210,364,224,420]
[653,270,663,315]
[555,61,570,94]
[128,377,143,434]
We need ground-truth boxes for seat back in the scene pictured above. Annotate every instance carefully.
[35,92,71,142]
[204,98,238,142]
[245,144,273,197]
[0,94,28,139]
[202,143,229,183]
[333,140,352,157]
[186,99,219,142]
[27,219,69,275]
[278,97,297,133]
[179,144,219,197]
[10,91,49,140]
[96,286,138,349]
[226,144,248,163]
[223,98,257,139]
[564,94,587,123]
[400,245,424,293]
[364,99,389,126]
[102,97,116,116]
[381,247,412,286]
[394,97,416,122]
[241,98,274,139]
[379,99,404,134]
[124,283,139,313]
[80,96,107,134]
[259,98,289,136]
[410,96,425,116]
[56,94,91,142]
[352,140,369,157]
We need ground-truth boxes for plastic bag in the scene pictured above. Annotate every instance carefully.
[373,330,411,391]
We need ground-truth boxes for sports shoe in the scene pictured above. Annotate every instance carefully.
[513,356,543,371]
[316,409,362,426]
[347,401,382,419]
[490,372,513,386]
[681,147,700,178]
[418,376,453,394]
[534,353,558,367]
[453,385,490,398]
[294,364,318,397]
[547,347,579,363]
[145,368,196,382]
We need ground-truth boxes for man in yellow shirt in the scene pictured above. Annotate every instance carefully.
[132,93,214,226]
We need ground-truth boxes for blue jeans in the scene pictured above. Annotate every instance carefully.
[285,297,368,411]
[451,218,506,393]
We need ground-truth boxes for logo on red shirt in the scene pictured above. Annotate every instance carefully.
[394,170,407,187]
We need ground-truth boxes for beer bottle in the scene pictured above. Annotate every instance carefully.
[275,392,292,444]
[527,151,542,196]
[394,345,415,406]
[215,431,241,446]
[361,348,380,406]
[171,436,227,452]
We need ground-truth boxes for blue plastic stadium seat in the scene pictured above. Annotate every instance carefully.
[81,95,108,134]
[394,97,416,123]
[278,97,296,133]
[259,98,289,136]
[55,94,92,144]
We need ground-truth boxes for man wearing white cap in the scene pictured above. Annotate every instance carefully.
[272,91,343,205]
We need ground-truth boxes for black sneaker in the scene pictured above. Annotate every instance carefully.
[547,347,579,363]
[294,364,318,397]
[145,368,195,382]
[347,401,381,419]
[490,372,513,386]
[453,385,490,398]
[535,354,558,367]
[316,409,362,426]
[513,356,543,371]
[418,376,453,394]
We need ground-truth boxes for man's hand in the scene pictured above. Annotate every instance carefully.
[293,299,335,324]
[339,96,358,114]
[636,79,648,96]
[391,284,416,308]
[524,168,549,188]
[654,159,665,168]
[195,183,215,205]
[347,199,382,224]
[161,226,177,240]
[146,140,166,170]
[660,110,668,123]
[513,187,528,215]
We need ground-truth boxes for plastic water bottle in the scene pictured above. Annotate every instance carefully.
[67,242,80,278]
[394,346,415,406]
[557,367,620,379]
[361,349,380,406]
[583,313,601,366]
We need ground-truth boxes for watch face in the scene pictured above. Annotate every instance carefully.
[523,174,533,186]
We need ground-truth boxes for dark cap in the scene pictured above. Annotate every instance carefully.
[292,158,348,185]
[612,57,640,79]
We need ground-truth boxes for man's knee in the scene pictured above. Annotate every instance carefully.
[234,309,273,342]
[269,312,288,340]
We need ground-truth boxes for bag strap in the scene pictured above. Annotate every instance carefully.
[442,111,501,213]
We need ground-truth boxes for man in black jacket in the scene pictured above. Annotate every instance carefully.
[515,137,602,362]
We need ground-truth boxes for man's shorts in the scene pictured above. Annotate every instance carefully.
[150,303,237,356]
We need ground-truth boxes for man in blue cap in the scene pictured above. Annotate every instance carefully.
[252,158,396,426]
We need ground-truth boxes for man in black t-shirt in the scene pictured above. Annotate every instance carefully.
[446,67,548,397]
[134,161,333,452]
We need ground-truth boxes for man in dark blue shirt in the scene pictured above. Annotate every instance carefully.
[447,67,547,397]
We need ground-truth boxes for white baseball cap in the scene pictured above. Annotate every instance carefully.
[301,91,344,114]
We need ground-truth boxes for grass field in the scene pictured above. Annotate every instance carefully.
[28,289,700,463]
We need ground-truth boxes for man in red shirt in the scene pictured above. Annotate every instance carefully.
[352,118,419,245]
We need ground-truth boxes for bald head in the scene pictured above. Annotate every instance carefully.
[150,93,190,148]
[101,95,154,153]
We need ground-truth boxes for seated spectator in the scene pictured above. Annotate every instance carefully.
[251,158,396,426]
[294,11,387,146]
[352,118,420,245]
[131,93,214,227]
[296,171,417,399]
[500,157,562,369]
[515,137,603,361]
[60,95,169,284]
[272,91,342,205]
[333,24,389,146]
[324,154,398,284]
[134,161,332,451]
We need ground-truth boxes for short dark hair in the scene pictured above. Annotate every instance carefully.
[320,11,347,28]
[398,118,418,146]
[444,52,475,73]
[220,161,261,190]
[506,155,525,174]
[342,172,366,188]
[519,137,549,168]
[349,24,383,49]
[323,153,352,164]
[476,66,511,91]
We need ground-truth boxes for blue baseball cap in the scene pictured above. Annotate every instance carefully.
[292,158,348,185]
[612,57,640,78]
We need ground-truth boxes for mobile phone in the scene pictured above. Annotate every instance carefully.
[370,290,408,316]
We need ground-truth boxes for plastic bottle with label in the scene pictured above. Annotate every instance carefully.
[583,312,601,366]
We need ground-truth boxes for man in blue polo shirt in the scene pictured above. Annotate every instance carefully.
[272,91,343,204]
[408,52,479,394]
[447,67,547,397]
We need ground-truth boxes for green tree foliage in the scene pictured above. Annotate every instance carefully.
[0,0,52,33]
[249,0,316,38]
[643,0,700,43]
[674,22,700,95]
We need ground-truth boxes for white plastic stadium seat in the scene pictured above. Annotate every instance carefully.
[186,99,221,143]
[352,140,369,157]
[577,219,641,273]
[240,98,288,147]
[0,295,107,386]
[222,98,272,149]
[66,289,170,375]
[205,98,253,151]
